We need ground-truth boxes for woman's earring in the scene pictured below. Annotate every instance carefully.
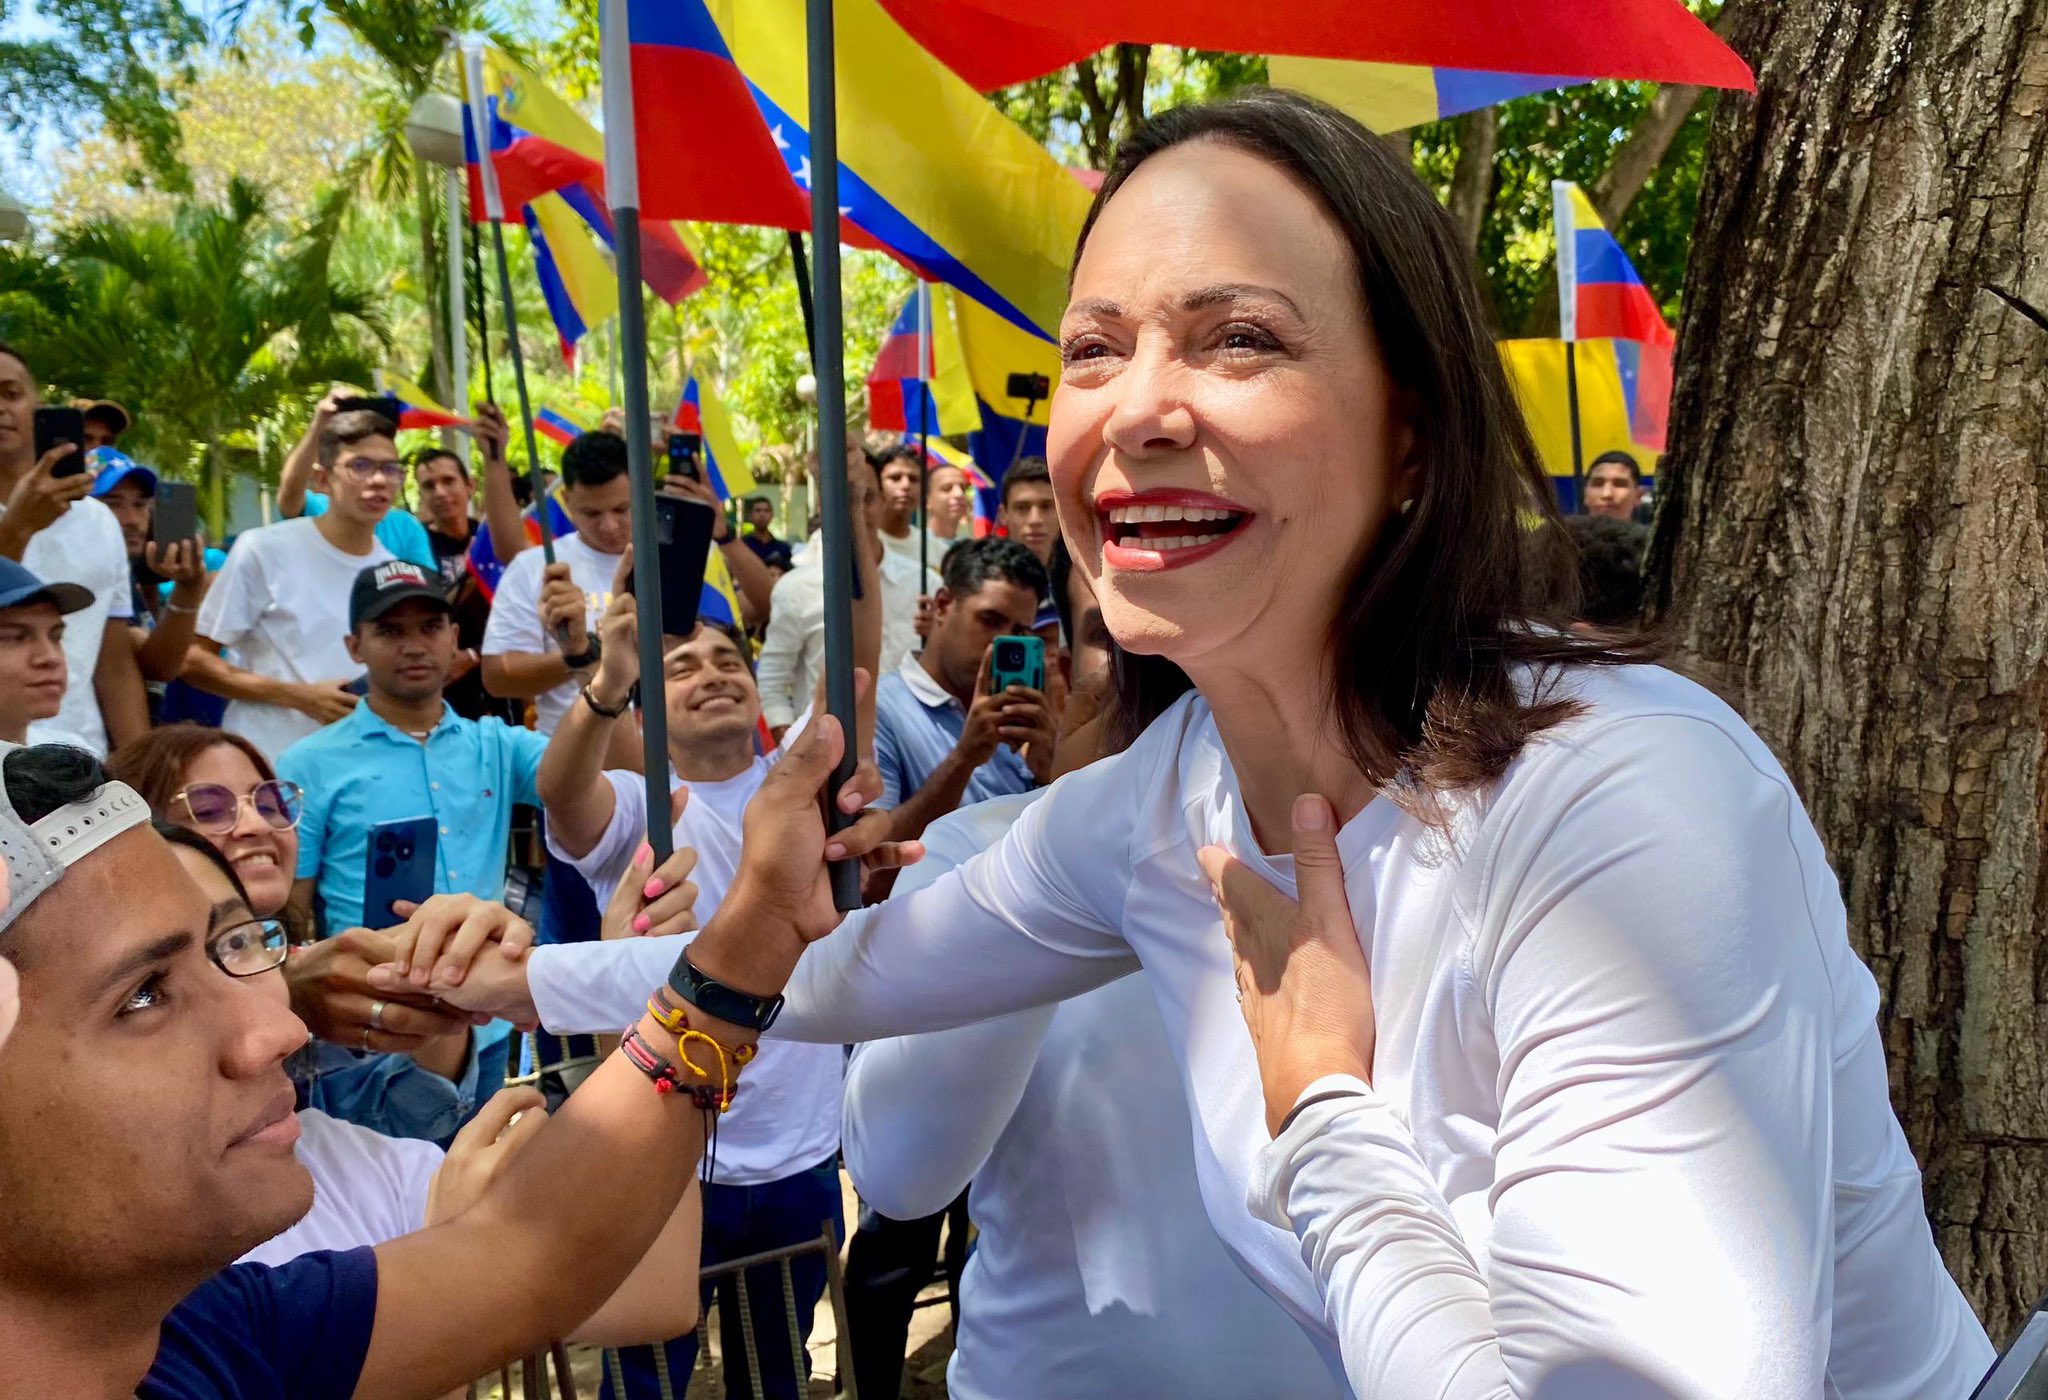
[1397,498,1416,516]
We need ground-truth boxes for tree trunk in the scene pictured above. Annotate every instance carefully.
[204,431,228,543]
[1445,108,1498,256]
[1649,0,2048,1344]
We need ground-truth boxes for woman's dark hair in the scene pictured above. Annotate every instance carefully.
[107,723,278,818]
[1079,89,1653,803]
[154,819,253,907]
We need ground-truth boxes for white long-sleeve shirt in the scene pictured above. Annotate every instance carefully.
[843,791,1350,1400]
[754,547,937,729]
[524,664,1993,1397]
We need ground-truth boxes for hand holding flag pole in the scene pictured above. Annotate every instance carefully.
[803,0,865,912]
[598,0,677,868]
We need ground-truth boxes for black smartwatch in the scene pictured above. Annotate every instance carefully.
[668,952,785,1032]
[561,635,603,672]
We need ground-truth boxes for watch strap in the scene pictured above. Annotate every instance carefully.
[667,952,784,1033]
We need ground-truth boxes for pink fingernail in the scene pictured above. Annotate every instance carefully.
[825,843,847,860]
[632,914,652,933]
[644,878,664,899]
[635,842,652,867]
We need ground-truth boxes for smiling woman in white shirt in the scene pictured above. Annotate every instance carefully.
[399,89,1993,1398]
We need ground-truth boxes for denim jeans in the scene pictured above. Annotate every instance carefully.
[301,1028,510,1147]
[603,1158,844,1400]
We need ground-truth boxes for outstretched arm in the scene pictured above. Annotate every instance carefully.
[353,896,735,1399]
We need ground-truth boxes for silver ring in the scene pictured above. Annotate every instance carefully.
[369,999,387,1031]
[360,1026,373,1051]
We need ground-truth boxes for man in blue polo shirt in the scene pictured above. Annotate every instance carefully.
[874,535,1054,843]
[278,560,546,935]
[276,560,541,1140]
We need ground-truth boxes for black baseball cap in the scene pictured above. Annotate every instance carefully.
[349,560,452,630]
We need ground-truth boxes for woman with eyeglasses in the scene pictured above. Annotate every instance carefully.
[157,820,703,1350]
[111,724,491,1145]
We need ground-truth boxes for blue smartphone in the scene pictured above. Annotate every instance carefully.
[362,815,436,928]
[990,634,1046,695]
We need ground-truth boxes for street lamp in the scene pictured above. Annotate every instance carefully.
[0,187,30,243]
[405,93,469,459]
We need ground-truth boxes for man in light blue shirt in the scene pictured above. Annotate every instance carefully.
[277,560,546,936]
[874,536,1053,843]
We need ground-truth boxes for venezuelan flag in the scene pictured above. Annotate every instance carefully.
[673,375,755,503]
[883,0,1753,93]
[524,192,617,366]
[623,0,1092,338]
[699,548,744,630]
[1499,338,1653,512]
[556,183,707,305]
[466,489,577,601]
[464,48,706,306]
[867,284,982,437]
[379,373,464,431]
[921,437,993,493]
[1553,181,1673,451]
[1268,57,1575,131]
[536,407,588,448]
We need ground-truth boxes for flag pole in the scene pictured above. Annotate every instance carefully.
[466,195,494,403]
[464,41,554,565]
[787,232,818,366]
[599,0,675,866]
[917,280,931,591]
[1564,340,1585,510]
[1551,180,1585,513]
[806,0,863,911]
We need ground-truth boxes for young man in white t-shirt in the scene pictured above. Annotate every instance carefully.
[0,343,148,755]
[479,429,634,737]
[187,409,400,760]
[538,607,844,1400]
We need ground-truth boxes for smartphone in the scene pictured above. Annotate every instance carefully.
[625,493,718,639]
[362,815,437,928]
[342,675,370,697]
[990,634,1046,695]
[1005,372,1051,402]
[150,480,200,548]
[666,431,702,483]
[32,407,88,476]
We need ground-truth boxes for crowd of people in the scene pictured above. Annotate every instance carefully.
[0,87,2003,1400]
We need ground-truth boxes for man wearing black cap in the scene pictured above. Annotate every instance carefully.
[275,561,549,941]
[0,557,92,745]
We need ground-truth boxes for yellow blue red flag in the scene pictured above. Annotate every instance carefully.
[622,0,1091,339]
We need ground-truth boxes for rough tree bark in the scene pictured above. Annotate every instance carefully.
[1649,0,2048,1343]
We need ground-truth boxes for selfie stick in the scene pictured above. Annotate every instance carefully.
[805,0,864,912]
[463,43,555,572]
[598,1,675,865]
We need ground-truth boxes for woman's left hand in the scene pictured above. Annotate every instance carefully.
[1198,794,1376,1137]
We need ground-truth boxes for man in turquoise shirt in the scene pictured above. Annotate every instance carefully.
[277,560,546,936]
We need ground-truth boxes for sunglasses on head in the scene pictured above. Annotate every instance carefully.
[174,779,303,835]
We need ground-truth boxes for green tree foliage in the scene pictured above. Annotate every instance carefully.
[0,0,208,186]
[0,178,386,537]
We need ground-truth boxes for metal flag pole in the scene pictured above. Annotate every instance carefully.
[464,40,554,565]
[805,0,863,911]
[598,0,676,865]
[467,199,494,403]
[917,280,931,590]
[1565,340,1585,509]
[787,232,818,364]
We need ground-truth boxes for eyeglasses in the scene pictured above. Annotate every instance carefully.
[208,917,290,978]
[337,456,407,483]
[173,779,303,835]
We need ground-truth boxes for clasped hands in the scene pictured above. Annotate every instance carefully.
[366,686,922,1025]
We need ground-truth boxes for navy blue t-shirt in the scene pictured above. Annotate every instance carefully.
[141,1247,378,1400]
